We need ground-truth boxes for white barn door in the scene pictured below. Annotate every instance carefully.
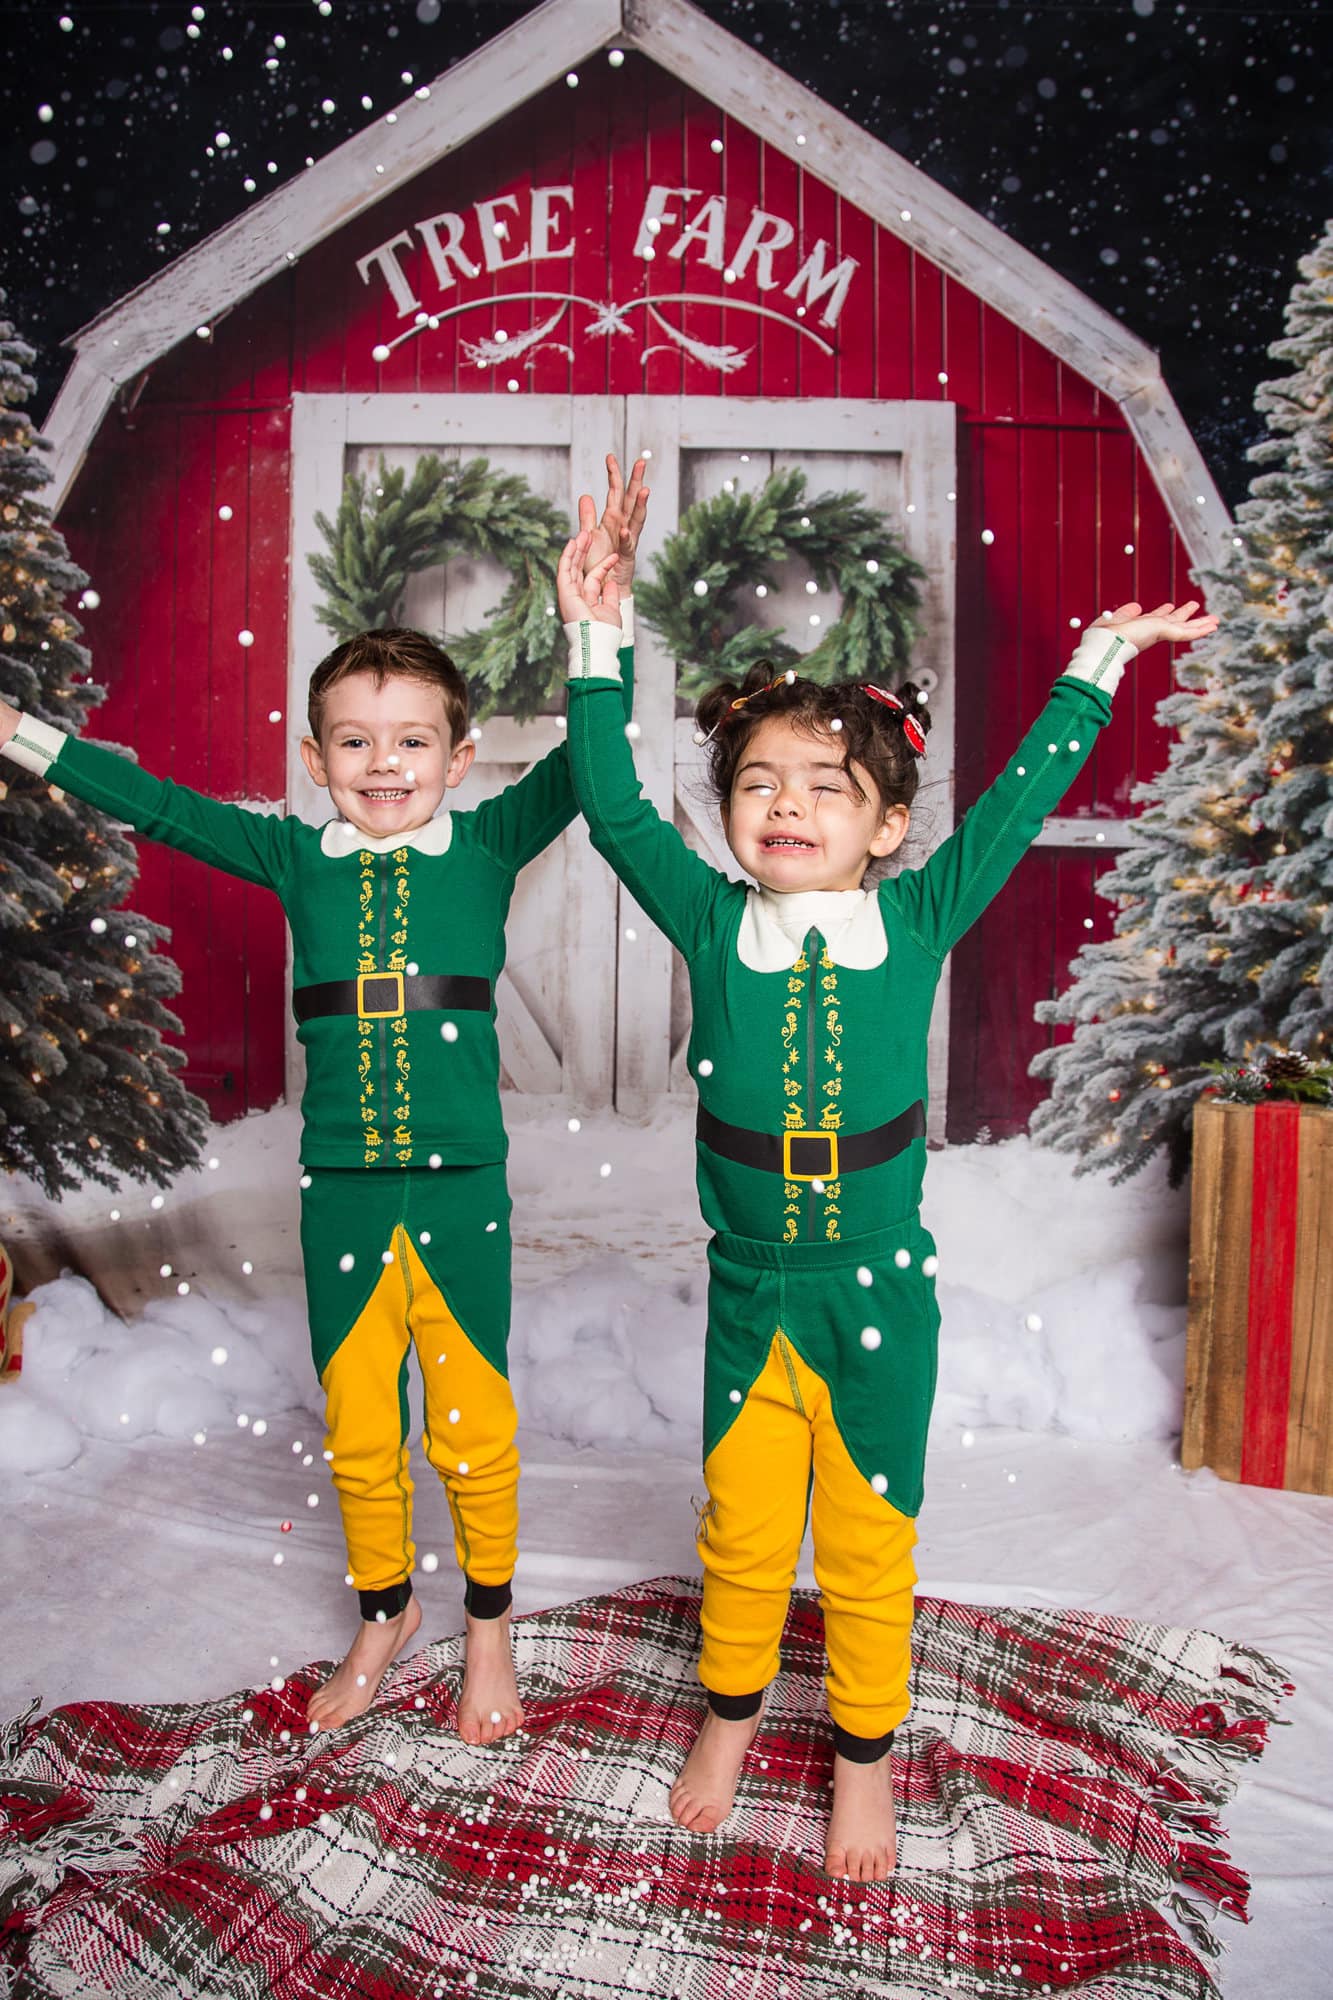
[287,393,622,1110]
[288,393,955,1131]
[619,397,957,1140]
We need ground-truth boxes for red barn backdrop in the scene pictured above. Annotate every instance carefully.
[44,0,1230,1142]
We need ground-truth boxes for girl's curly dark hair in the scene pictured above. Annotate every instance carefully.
[694,660,932,815]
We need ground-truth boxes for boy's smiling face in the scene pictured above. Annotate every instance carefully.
[300,671,474,838]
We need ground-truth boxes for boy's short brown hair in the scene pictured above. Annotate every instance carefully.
[307,628,469,747]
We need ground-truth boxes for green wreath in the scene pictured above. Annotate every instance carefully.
[635,467,924,700]
[309,454,568,722]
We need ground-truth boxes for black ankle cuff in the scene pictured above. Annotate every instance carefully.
[464,1577,513,1620]
[832,1723,895,1764]
[706,1687,764,1721]
[359,1578,412,1622]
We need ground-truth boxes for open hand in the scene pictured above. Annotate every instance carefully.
[577,453,650,590]
[1092,600,1219,654]
[557,530,621,628]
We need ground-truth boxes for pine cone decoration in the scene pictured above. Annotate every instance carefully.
[1262,1050,1312,1083]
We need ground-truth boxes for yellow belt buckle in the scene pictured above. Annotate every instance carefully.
[783,1128,838,1182]
[357,970,406,1019]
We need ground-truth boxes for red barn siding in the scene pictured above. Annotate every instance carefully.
[59,56,1203,1138]
[60,406,290,1121]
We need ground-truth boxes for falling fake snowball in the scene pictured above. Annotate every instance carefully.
[567,1117,581,1132]
[729,1389,742,1403]
[871,1474,888,1495]
[421,1552,439,1572]
[339,1254,355,1273]
[441,1021,459,1042]
[860,1327,882,1351]
[237,629,255,648]
[693,580,709,597]
[894,1248,911,1269]
[83,588,101,609]
[490,1710,502,1723]
[1025,1313,1043,1332]
[599,1162,612,1178]
[922,1254,939,1277]
[90,917,107,934]
[697,1059,714,1077]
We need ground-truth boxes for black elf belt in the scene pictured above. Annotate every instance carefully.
[292,972,492,1024]
[697,1100,926,1181]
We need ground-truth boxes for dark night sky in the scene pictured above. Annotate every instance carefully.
[2,0,1330,509]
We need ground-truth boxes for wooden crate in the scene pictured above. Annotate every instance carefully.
[1182,1099,1333,1495]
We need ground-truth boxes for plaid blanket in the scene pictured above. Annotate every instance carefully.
[0,1578,1291,2000]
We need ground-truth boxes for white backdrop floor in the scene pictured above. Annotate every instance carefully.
[5,1419,1328,1998]
[3,1101,1330,1995]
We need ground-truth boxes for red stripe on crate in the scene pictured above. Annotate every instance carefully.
[1240,1102,1302,1487]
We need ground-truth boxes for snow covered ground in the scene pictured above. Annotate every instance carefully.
[3,1100,1330,1995]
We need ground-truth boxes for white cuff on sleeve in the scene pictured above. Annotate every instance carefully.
[1063,625,1138,698]
[1,712,66,776]
[564,619,625,684]
[618,594,634,650]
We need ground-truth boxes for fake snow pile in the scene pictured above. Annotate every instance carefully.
[0,1105,1190,1477]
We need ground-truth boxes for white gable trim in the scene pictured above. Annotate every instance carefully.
[42,0,1229,571]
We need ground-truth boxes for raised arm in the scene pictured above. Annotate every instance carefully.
[561,532,734,961]
[468,619,634,872]
[0,698,292,893]
[889,600,1218,959]
[470,453,647,872]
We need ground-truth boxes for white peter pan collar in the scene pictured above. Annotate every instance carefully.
[737,885,887,972]
[319,810,454,858]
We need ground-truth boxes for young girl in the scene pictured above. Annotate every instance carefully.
[558,499,1216,1882]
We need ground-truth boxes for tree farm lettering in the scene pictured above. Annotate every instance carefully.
[357,182,859,328]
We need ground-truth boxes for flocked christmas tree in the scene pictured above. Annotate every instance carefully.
[1030,220,1333,1181]
[0,298,210,1198]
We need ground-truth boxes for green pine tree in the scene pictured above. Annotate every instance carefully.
[1030,221,1333,1180]
[0,297,210,1198]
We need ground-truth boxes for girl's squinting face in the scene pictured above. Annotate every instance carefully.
[722,714,908,893]
[299,672,474,837]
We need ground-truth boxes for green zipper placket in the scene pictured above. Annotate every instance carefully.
[804,927,819,1240]
[377,856,391,1158]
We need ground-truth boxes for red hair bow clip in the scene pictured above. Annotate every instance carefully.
[864,682,927,757]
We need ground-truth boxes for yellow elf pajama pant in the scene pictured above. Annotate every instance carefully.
[698,1223,939,1758]
[299,1163,518,1622]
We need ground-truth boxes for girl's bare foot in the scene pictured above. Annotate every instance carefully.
[825,1750,897,1881]
[669,1708,762,1832]
[457,1608,524,1745]
[306,1593,423,1731]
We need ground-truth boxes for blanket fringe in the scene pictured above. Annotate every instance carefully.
[1219,1642,1296,1707]
[0,1703,40,1772]
[1175,1839,1251,1915]
[1164,1890,1227,1962]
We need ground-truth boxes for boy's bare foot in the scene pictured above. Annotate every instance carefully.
[457,1608,524,1745]
[825,1749,897,1881]
[306,1592,423,1731]
[669,1707,762,1832]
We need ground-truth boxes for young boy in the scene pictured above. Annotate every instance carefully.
[0,462,647,1738]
